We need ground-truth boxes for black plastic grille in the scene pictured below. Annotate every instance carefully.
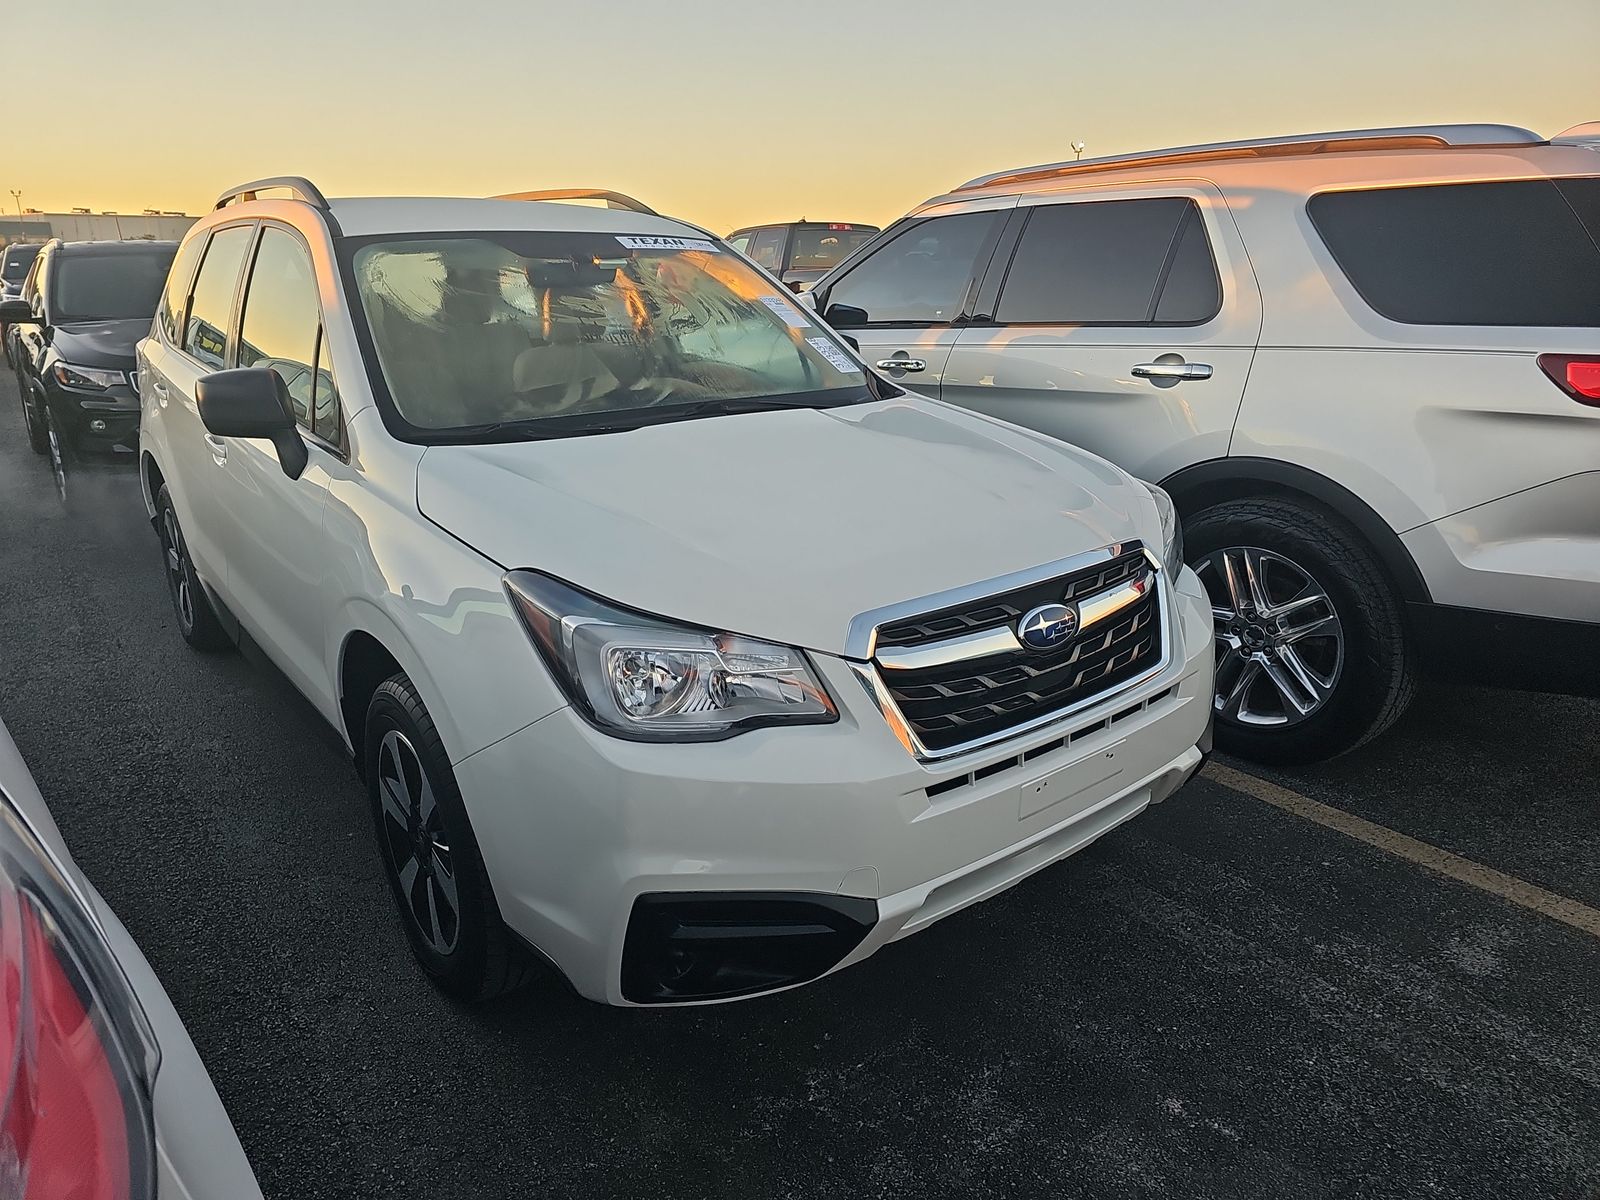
[876,545,1147,649]
[875,546,1162,753]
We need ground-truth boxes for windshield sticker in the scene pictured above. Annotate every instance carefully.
[760,294,813,328]
[806,336,858,374]
[616,235,720,253]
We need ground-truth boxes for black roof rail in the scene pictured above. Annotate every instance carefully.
[493,188,657,215]
[214,176,330,211]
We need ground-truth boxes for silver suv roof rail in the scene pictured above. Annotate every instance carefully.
[214,176,330,211]
[954,124,1545,192]
[493,188,657,215]
[1552,122,1600,149]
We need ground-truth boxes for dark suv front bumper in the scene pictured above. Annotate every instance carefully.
[46,382,140,452]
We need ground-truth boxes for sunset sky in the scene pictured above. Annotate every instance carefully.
[6,0,1596,234]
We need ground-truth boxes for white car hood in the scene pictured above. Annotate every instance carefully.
[416,398,1159,656]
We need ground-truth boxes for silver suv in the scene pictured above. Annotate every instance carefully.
[809,122,1600,763]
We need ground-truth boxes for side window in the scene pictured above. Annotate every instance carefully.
[823,210,1002,326]
[996,198,1214,326]
[726,232,755,255]
[1308,179,1600,326]
[21,251,44,303]
[238,226,323,432]
[158,236,206,344]
[311,329,343,446]
[748,228,787,271]
[1153,207,1222,324]
[184,225,253,369]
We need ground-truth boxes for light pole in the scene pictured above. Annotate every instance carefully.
[8,190,21,219]
[1071,141,1086,161]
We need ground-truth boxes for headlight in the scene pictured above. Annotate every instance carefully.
[52,362,124,390]
[1145,482,1185,571]
[504,571,836,741]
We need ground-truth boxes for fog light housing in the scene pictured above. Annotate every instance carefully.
[89,419,108,432]
[621,891,878,1003]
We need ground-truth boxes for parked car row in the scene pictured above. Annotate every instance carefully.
[4,237,177,496]
[4,120,1595,1018]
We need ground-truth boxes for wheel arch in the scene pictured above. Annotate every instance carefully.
[335,607,461,780]
[139,451,165,520]
[1160,457,1432,605]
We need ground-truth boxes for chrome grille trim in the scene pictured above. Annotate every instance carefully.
[843,543,1133,661]
[850,548,1173,762]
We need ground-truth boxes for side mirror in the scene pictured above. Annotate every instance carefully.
[0,298,36,324]
[196,368,309,481]
[822,303,868,330]
[795,290,818,312]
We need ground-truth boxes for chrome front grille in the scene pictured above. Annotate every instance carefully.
[853,543,1169,759]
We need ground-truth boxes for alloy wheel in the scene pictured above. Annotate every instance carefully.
[377,730,460,955]
[44,409,66,503]
[160,509,194,632]
[1196,546,1344,727]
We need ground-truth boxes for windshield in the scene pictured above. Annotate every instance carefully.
[349,231,870,438]
[2,244,40,283]
[53,248,175,322]
[788,227,878,272]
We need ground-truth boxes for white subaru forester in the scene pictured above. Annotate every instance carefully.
[137,178,1213,1006]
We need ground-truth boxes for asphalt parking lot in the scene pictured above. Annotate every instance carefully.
[1,373,1597,1200]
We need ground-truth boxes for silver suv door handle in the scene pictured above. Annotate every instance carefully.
[1132,361,1212,381]
[204,434,228,463]
[876,357,927,373]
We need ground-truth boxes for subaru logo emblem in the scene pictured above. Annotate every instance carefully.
[1018,603,1078,651]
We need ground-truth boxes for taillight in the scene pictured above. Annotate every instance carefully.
[0,801,158,1200]
[1537,354,1600,406]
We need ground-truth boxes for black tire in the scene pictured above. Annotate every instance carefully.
[1185,496,1416,764]
[364,675,533,1002]
[41,400,73,504]
[20,381,47,456]
[154,484,232,651]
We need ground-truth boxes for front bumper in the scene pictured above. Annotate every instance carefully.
[46,383,140,451]
[455,566,1216,1005]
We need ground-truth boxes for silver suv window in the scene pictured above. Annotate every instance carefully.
[995,198,1220,326]
[1309,178,1600,326]
[822,211,1002,327]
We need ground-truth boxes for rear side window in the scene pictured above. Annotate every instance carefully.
[1309,179,1600,326]
[748,228,786,271]
[183,225,254,369]
[823,210,1003,326]
[158,237,206,344]
[996,198,1219,325]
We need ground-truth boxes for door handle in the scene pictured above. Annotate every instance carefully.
[876,357,927,373]
[1132,361,1212,381]
[204,434,228,463]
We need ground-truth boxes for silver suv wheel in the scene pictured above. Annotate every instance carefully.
[1197,546,1345,727]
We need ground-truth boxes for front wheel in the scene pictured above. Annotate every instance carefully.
[19,381,48,456]
[364,676,533,1002]
[154,484,231,651]
[1185,496,1416,764]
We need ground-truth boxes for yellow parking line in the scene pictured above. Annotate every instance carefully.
[1204,762,1600,940]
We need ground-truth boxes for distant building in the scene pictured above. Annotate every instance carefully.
[0,210,197,248]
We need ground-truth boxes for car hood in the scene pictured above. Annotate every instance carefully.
[416,398,1159,655]
[50,319,148,369]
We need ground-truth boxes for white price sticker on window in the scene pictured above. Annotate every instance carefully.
[807,336,859,374]
[760,294,812,328]
[615,235,719,253]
